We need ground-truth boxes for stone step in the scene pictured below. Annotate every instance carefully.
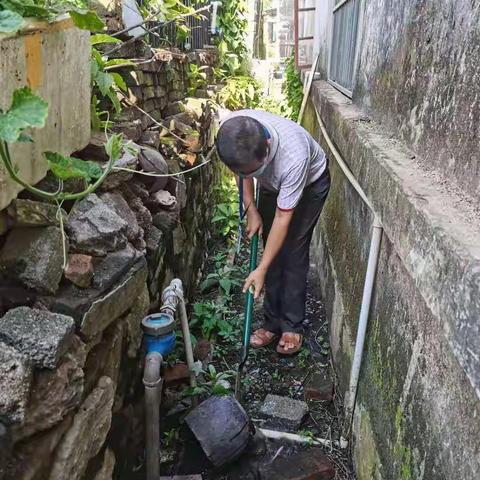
[259,394,308,430]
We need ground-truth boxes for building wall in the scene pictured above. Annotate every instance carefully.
[303,80,480,480]
[354,0,478,199]
[310,4,480,477]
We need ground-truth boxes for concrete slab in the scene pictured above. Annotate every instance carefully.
[259,394,308,430]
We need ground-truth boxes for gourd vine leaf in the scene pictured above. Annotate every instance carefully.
[69,10,105,32]
[105,133,124,162]
[0,9,23,33]
[90,33,121,45]
[0,87,48,143]
[44,152,103,182]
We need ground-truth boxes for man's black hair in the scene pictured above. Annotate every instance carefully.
[216,116,268,170]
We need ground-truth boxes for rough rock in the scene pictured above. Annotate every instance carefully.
[7,199,66,227]
[138,145,169,193]
[11,416,72,480]
[81,258,147,339]
[152,210,179,233]
[193,339,212,362]
[145,225,163,257]
[92,448,116,480]
[51,258,147,337]
[84,322,124,396]
[0,307,75,369]
[92,243,139,291]
[259,448,335,480]
[0,226,66,294]
[151,190,177,210]
[64,254,94,288]
[159,476,202,480]
[126,282,150,358]
[140,129,160,149]
[165,100,186,116]
[0,421,11,479]
[48,376,114,480]
[0,210,9,235]
[259,394,308,430]
[77,131,109,162]
[67,194,128,256]
[0,285,36,317]
[100,191,142,243]
[12,336,86,441]
[0,343,32,425]
[164,363,190,386]
[304,372,334,402]
[101,148,139,190]
[112,119,143,142]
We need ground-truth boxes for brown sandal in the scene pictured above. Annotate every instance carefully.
[250,328,278,348]
[276,332,303,355]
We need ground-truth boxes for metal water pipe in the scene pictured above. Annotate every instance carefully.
[141,278,197,480]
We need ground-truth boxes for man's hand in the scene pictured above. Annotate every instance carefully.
[246,208,263,239]
[243,266,267,299]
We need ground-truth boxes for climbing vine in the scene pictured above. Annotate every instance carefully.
[282,54,304,121]
[216,0,248,75]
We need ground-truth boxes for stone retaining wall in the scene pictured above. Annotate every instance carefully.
[0,46,220,480]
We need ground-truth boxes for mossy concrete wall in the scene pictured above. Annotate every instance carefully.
[0,18,91,210]
[303,81,480,480]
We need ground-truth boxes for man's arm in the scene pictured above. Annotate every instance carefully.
[243,207,294,298]
[235,176,263,237]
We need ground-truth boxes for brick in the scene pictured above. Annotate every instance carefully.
[65,254,93,288]
[259,448,335,480]
[304,373,334,402]
[164,363,190,386]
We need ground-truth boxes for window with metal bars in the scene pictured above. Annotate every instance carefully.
[328,0,361,97]
[294,0,316,68]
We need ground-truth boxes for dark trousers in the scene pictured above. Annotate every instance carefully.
[259,168,330,333]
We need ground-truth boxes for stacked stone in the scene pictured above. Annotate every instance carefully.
[0,53,220,478]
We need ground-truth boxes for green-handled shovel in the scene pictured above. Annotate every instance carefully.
[234,182,260,400]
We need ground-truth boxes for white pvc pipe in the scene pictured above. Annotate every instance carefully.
[341,221,382,443]
[259,428,338,448]
[179,296,197,391]
[308,100,384,447]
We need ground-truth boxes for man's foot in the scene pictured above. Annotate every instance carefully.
[276,332,303,355]
[250,328,278,348]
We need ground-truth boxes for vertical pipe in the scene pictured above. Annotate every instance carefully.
[179,297,197,391]
[341,220,383,444]
[144,352,163,480]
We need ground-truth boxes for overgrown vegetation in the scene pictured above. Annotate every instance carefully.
[282,54,304,121]
[0,1,103,34]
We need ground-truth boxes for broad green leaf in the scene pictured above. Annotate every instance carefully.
[69,10,104,32]
[103,58,134,68]
[219,278,232,295]
[45,151,103,181]
[0,87,48,143]
[0,0,25,15]
[23,5,49,18]
[0,9,23,33]
[105,133,123,162]
[94,71,114,96]
[110,72,127,92]
[90,33,121,45]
